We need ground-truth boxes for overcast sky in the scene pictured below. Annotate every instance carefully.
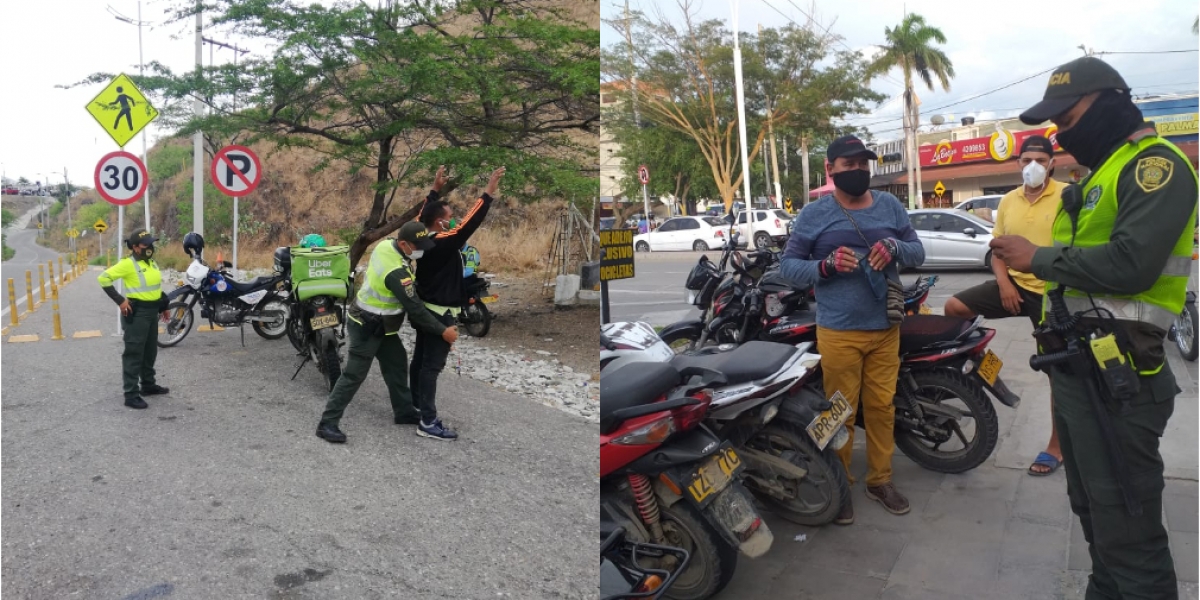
[0,0,267,188]
[601,0,1199,142]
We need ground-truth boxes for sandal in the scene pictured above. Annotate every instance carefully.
[1028,451,1061,476]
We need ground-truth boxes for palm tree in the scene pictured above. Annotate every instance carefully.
[867,13,955,208]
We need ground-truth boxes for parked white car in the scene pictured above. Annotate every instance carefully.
[633,216,732,252]
[907,209,995,270]
[735,208,793,249]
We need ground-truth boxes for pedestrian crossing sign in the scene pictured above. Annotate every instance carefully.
[84,73,159,148]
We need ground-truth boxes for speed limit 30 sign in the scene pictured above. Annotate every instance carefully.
[94,151,149,206]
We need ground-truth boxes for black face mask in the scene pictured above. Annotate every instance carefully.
[1055,91,1145,170]
[832,168,872,197]
[134,247,154,261]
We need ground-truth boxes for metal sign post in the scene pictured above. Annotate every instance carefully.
[638,165,650,228]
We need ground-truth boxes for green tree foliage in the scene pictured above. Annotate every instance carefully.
[603,2,882,210]
[72,0,599,267]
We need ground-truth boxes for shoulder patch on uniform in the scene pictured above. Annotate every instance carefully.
[1135,156,1174,193]
[405,284,415,298]
[1083,185,1102,210]
[400,277,412,286]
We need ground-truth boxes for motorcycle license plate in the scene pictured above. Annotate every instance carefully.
[976,350,1003,387]
[918,304,932,315]
[682,447,743,508]
[806,390,854,451]
[310,313,340,330]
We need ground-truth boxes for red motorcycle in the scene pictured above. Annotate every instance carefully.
[601,361,773,600]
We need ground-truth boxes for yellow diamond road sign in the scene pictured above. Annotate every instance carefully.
[933,181,946,196]
[94,219,108,233]
[85,73,159,148]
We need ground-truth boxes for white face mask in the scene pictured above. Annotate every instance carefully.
[409,249,425,259]
[1022,161,1048,188]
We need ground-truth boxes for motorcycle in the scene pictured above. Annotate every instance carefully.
[278,245,352,391]
[603,322,850,526]
[459,244,497,337]
[159,248,290,348]
[600,360,773,600]
[601,525,691,600]
[1169,290,1198,361]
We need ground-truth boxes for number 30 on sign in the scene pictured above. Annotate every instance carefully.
[94,151,149,206]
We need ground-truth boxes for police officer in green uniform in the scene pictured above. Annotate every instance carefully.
[315,221,458,444]
[992,56,1198,599]
[98,229,171,409]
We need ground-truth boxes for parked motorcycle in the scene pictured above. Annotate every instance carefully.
[603,322,849,526]
[601,525,691,600]
[1169,290,1198,361]
[159,233,289,348]
[459,244,497,337]
[278,244,352,391]
[600,360,773,600]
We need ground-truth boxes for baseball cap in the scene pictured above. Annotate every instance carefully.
[1019,56,1129,125]
[826,135,879,161]
[1019,135,1055,157]
[127,229,157,246]
[398,221,436,251]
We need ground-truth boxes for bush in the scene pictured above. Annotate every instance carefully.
[149,145,192,182]
[1,208,14,227]
[2,234,12,261]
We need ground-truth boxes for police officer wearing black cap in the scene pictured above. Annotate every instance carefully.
[991,55,1198,599]
[98,229,171,409]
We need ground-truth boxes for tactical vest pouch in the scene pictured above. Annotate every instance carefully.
[1090,333,1140,402]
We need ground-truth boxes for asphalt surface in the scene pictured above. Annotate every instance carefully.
[1,258,597,598]
[2,203,63,320]
[607,250,1199,599]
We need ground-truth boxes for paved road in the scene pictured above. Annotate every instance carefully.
[2,202,62,319]
[1,264,597,599]
[609,250,1199,599]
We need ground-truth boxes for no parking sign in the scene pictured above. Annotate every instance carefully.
[210,145,262,197]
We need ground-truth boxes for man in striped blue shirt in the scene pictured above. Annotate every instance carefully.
[781,135,925,525]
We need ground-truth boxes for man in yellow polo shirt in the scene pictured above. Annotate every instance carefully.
[944,135,1064,476]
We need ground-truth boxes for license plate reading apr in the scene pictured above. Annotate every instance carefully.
[807,390,854,451]
[685,447,743,507]
[310,313,339,330]
[976,349,1003,387]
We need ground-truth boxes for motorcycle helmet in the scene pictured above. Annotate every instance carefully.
[273,246,292,274]
[299,233,327,248]
[183,232,205,258]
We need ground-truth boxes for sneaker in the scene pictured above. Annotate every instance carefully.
[417,418,458,441]
[125,397,148,409]
[866,483,911,515]
[316,423,347,443]
[833,500,854,525]
[141,384,170,395]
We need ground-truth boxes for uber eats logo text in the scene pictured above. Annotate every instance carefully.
[308,259,334,278]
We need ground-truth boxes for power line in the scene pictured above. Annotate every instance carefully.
[760,0,906,90]
[1098,49,1199,55]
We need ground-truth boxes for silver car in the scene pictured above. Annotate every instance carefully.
[908,209,995,269]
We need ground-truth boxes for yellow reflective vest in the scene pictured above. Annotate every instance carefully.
[98,256,163,301]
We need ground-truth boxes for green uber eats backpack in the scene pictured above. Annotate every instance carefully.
[289,245,352,301]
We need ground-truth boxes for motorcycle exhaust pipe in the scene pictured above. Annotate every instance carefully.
[245,311,285,323]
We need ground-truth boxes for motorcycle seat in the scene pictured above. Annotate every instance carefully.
[899,315,977,354]
[226,276,277,295]
[670,341,795,386]
[600,362,683,435]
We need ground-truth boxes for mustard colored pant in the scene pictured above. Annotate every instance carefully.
[817,325,902,487]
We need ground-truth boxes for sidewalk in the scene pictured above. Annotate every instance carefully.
[718,316,1198,599]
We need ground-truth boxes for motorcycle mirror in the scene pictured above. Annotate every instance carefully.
[222,260,233,268]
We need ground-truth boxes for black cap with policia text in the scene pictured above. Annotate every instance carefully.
[398,221,436,251]
[1020,56,1130,125]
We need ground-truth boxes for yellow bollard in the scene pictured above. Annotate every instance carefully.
[51,284,64,341]
[7,279,18,327]
[48,260,56,287]
[59,257,66,283]
[25,271,34,315]
[38,265,46,304]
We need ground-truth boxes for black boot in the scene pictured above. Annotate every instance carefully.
[141,384,170,395]
[316,423,347,443]
[125,397,148,409]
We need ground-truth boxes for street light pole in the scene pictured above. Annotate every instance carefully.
[110,3,154,233]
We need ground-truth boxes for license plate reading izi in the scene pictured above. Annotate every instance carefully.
[310,313,339,330]
[807,390,853,451]
[976,349,1003,387]
[685,447,743,507]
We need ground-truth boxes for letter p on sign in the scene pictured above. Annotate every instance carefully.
[211,145,263,197]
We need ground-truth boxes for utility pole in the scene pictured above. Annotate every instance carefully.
[623,0,648,222]
[63,168,73,252]
[731,0,753,214]
[193,0,204,236]
[799,137,811,206]
[759,24,783,210]
[203,36,250,271]
[110,2,154,233]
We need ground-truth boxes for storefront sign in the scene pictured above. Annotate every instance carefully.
[1151,113,1199,137]
[919,126,1062,167]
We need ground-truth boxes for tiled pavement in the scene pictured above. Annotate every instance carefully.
[716,311,1199,599]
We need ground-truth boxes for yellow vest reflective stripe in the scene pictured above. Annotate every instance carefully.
[355,241,406,316]
[1045,135,1198,373]
[423,301,461,318]
[99,256,162,301]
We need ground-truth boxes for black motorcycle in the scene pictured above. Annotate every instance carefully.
[601,525,691,600]
[159,249,290,348]
[278,246,350,391]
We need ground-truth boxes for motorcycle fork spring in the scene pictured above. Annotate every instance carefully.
[896,372,922,417]
[628,474,666,542]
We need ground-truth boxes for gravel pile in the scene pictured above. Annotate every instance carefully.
[159,267,600,424]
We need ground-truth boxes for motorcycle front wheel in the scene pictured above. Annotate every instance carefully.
[462,301,491,337]
[744,422,849,526]
[252,299,289,340]
[894,369,999,474]
[157,302,194,348]
[1173,301,1198,361]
